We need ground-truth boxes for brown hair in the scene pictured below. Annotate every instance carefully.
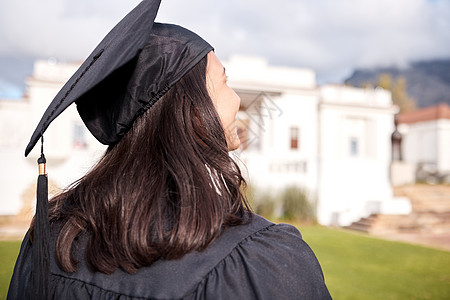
[31,55,250,274]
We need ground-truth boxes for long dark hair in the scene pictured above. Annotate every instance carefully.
[31,55,250,274]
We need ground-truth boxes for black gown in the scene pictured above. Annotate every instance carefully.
[7,214,332,299]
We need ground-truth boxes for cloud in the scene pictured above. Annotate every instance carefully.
[159,0,450,82]
[0,0,449,83]
[0,0,141,59]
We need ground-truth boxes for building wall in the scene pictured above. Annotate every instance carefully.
[239,92,319,193]
[400,118,450,174]
[226,56,319,195]
[226,57,397,226]
[437,120,450,172]
[0,100,35,214]
[317,90,396,225]
[0,60,105,216]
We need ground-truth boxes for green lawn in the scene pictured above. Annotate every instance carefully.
[0,240,22,300]
[1,227,449,299]
[300,226,450,300]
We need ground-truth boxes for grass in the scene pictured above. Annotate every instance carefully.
[0,240,22,300]
[1,227,449,299]
[299,225,450,300]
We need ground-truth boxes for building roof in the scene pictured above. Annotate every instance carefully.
[397,103,450,124]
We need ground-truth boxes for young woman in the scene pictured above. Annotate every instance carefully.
[8,1,331,299]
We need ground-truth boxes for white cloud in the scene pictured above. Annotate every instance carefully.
[0,0,449,83]
[0,0,141,59]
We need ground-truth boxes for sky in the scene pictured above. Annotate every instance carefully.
[0,0,449,95]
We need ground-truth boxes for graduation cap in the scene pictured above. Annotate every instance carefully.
[25,0,213,298]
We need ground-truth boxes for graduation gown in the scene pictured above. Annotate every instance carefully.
[7,214,332,299]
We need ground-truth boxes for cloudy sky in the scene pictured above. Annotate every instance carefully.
[0,0,449,92]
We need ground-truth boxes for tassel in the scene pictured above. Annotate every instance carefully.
[32,143,49,299]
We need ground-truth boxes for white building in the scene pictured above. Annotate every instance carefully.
[0,60,105,216]
[226,56,398,226]
[397,103,450,180]
[317,86,397,225]
[1,56,399,226]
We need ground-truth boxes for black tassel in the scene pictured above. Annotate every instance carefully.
[32,153,49,300]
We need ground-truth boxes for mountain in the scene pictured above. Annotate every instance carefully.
[345,59,450,108]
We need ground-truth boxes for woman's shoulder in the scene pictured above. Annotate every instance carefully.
[218,213,319,264]
[197,214,332,299]
[211,213,306,259]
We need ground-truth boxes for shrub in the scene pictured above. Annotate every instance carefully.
[245,184,316,223]
[245,184,276,219]
[281,186,316,223]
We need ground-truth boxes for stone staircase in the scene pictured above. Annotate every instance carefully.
[347,185,450,235]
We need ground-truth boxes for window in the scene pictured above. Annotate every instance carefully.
[290,127,299,150]
[73,123,86,148]
[344,116,371,158]
[350,137,359,157]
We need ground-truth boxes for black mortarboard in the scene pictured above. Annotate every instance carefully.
[24,0,213,298]
[25,0,212,156]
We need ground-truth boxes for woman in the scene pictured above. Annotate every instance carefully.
[8,1,332,299]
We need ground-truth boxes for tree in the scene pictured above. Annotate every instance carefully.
[377,73,416,113]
